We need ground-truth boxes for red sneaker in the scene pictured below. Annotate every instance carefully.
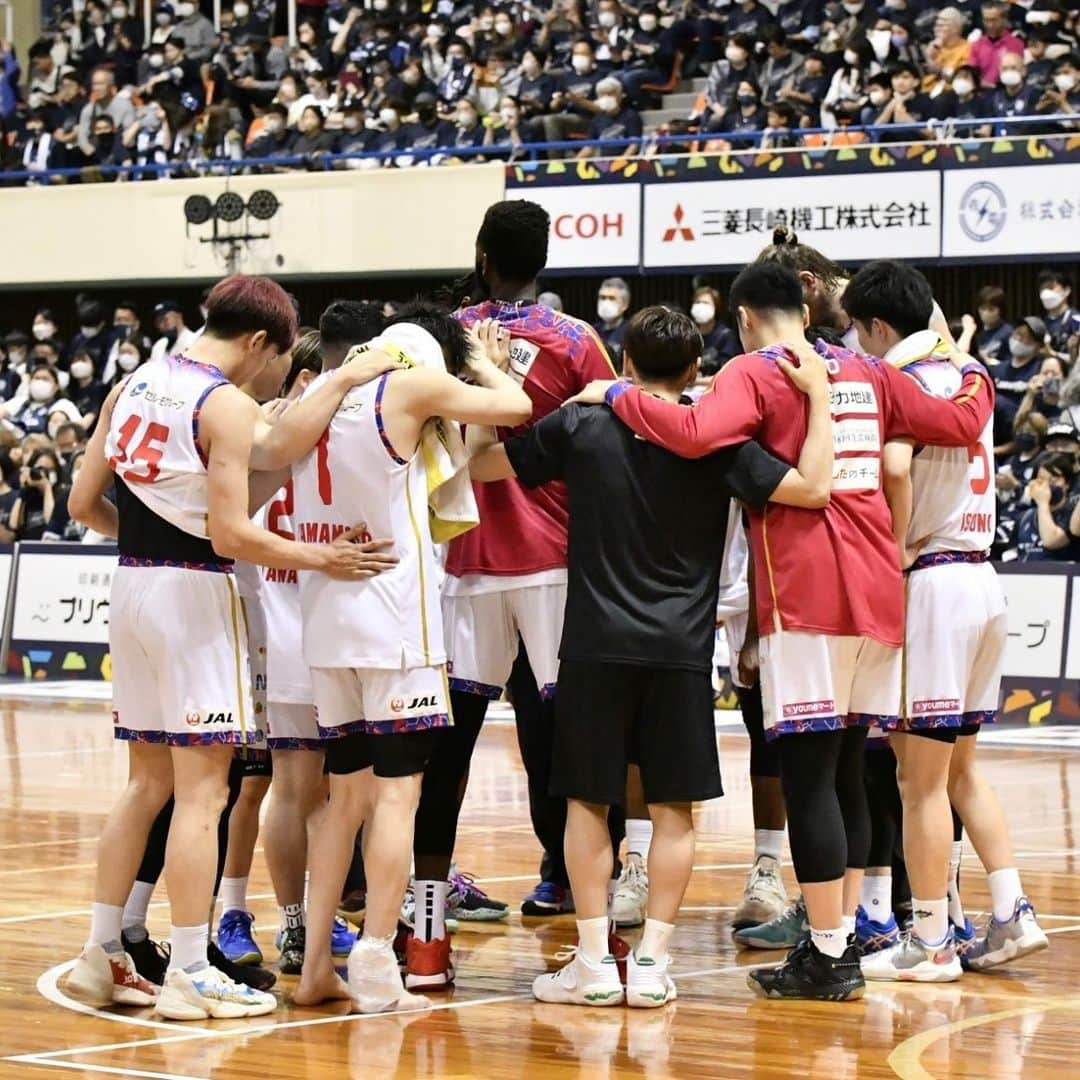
[67,944,159,1007]
[404,933,455,990]
[609,932,631,986]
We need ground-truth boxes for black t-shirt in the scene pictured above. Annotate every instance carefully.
[505,403,789,672]
[993,354,1040,421]
[1015,495,1080,561]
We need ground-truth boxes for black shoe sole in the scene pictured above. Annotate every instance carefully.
[746,973,865,1001]
[279,958,303,976]
[521,903,575,917]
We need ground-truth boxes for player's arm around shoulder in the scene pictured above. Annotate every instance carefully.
[69,381,125,537]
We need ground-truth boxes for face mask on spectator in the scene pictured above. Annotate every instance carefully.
[176,2,194,17]
[449,53,467,69]
[234,2,250,16]
[70,359,94,381]
[379,107,397,126]
[1015,431,1039,452]
[844,49,859,66]
[29,378,54,403]
[1040,288,1064,311]
[427,24,444,40]
[118,349,141,372]
[501,107,518,124]
[871,88,891,106]
[264,116,283,134]
[111,5,127,19]
[891,32,907,49]
[598,11,617,27]
[155,11,171,25]
[1000,69,1022,88]
[522,55,540,77]
[495,18,512,35]
[32,322,55,341]
[1055,73,1076,94]
[402,68,421,85]
[736,93,757,107]
[373,0,389,10]
[953,76,974,97]
[597,93,619,113]
[842,1,864,12]
[479,15,494,30]
[639,14,658,31]
[726,46,747,65]
[597,298,621,322]
[691,301,715,325]
[1009,335,1036,359]
[343,116,362,132]
[869,29,891,61]
[571,53,592,75]
[458,108,478,128]
[149,52,165,68]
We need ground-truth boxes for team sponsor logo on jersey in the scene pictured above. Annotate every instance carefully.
[783,699,836,719]
[832,457,880,492]
[389,694,439,714]
[912,698,961,715]
[833,418,881,454]
[829,381,879,416]
[297,521,350,544]
[128,383,186,410]
[960,512,993,534]
[185,709,234,726]
[264,567,299,584]
[508,339,540,382]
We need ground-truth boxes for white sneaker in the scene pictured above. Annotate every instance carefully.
[732,854,788,929]
[964,897,1049,971]
[626,950,677,1008]
[348,942,432,1014]
[67,944,159,1008]
[155,966,277,1020]
[532,947,624,1006]
[861,930,962,983]
[611,854,648,929]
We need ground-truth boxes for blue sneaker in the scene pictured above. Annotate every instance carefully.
[332,915,357,957]
[448,870,510,922]
[521,881,575,917]
[951,916,977,961]
[216,909,262,966]
[855,905,900,954]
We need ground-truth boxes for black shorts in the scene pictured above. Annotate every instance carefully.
[237,747,273,778]
[325,729,440,779]
[552,660,723,806]
[904,721,982,744]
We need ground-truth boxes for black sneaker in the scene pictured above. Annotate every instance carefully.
[747,940,865,1001]
[121,930,169,986]
[207,940,277,991]
[278,926,305,975]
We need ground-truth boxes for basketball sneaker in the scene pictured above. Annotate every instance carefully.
[962,897,1049,972]
[951,916,977,961]
[404,933,455,990]
[216,909,262,966]
[277,926,305,975]
[611,854,648,929]
[732,854,787,931]
[448,870,510,922]
[156,965,277,1020]
[332,916,357,957]
[747,939,865,1001]
[855,905,900,954]
[121,930,170,987]
[67,944,159,1007]
[207,941,277,991]
[400,882,459,933]
[338,888,366,929]
[348,939,433,1014]
[532,947,624,1006]
[861,929,962,982]
[626,951,677,1009]
[522,881,575,917]
[733,896,808,949]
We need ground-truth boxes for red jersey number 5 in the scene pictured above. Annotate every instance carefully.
[109,415,170,484]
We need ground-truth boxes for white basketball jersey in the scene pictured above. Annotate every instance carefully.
[904,360,995,554]
[293,372,444,671]
[105,355,230,538]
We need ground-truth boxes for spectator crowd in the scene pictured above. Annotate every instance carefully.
[0,267,1076,557]
[1,0,1077,180]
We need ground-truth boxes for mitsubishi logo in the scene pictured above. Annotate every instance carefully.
[662,203,695,242]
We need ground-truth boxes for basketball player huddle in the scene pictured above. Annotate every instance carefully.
[60,203,1047,1021]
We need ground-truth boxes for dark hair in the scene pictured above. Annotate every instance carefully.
[806,324,846,348]
[165,34,186,50]
[114,299,140,317]
[756,225,846,291]
[1039,451,1076,482]
[54,421,85,444]
[116,329,148,357]
[623,307,702,380]
[34,307,57,322]
[300,104,325,126]
[889,59,919,79]
[285,328,323,393]
[867,72,892,90]
[387,299,470,376]
[768,101,796,124]
[729,33,754,52]
[765,25,787,46]
[976,284,1006,312]
[841,260,933,339]
[76,298,106,326]
[318,300,384,349]
[1052,53,1079,72]
[447,36,473,58]
[729,262,805,319]
[28,39,53,60]
[204,274,298,353]
[265,102,288,121]
[477,199,550,286]
[1037,267,1071,290]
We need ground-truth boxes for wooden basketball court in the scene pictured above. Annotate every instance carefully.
[2,693,1078,1079]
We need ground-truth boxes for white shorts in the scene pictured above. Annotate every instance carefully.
[111,564,261,748]
[238,593,268,745]
[899,560,1006,732]
[311,663,452,737]
[442,581,565,699]
[759,631,901,739]
[266,702,321,750]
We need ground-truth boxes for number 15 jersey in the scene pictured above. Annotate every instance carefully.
[105,354,230,538]
[292,371,445,672]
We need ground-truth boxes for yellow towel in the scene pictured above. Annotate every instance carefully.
[346,324,479,543]
[885,329,953,369]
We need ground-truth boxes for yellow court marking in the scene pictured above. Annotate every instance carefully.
[888,993,1080,1080]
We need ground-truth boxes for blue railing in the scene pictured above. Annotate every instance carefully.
[3,112,1075,185]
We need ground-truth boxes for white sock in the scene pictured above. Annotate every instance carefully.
[754,829,785,862]
[626,819,653,860]
[218,876,248,915]
[988,867,1023,923]
[280,903,304,932]
[860,875,892,923]
[913,897,950,947]
[948,841,966,925]
[121,880,156,940]
[169,923,209,972]
[88,902,124,949]
[576,916,609,963]
[841,914,855,936]
[638,918,675,961]
[811,926,847,959]
[414,880,448,943]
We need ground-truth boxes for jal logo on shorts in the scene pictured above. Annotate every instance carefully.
[389,695,439,714]
[186,710,233,726]
[390,697,406,714]
[185,710,201,727]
